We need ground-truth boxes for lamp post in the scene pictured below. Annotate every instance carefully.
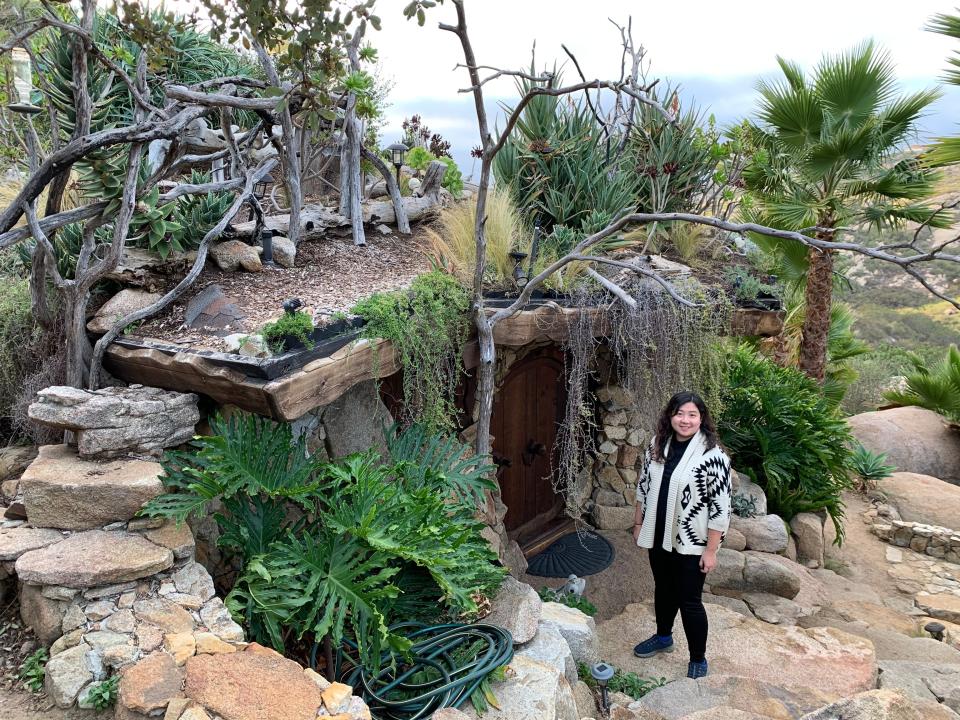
[260,227,275,266]
[509,250,529,288]
[387,142,408,186]
[8,48,42,115]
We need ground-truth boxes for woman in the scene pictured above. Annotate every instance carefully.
[631,391,731,679]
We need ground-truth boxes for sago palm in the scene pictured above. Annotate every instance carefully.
[743,41,946,380]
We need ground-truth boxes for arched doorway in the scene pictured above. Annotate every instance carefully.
[490,347,568,547]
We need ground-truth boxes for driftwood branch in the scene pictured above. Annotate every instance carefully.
[360,146,411,234]
[88,158,278,388]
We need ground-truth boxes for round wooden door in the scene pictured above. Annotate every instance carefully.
[491,349,567,541]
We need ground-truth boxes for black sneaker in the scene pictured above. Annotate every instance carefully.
[687,659,708,679]
[633,634,674,658]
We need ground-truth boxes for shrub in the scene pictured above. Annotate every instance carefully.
[352,271,470,432]
[883,344,960,422]
[718,345,854,539]
[141,414,504,673]
[438,156,463,198]
[260,310,314,354]
[537,586,597,617]
[425,187,521,286]
[406,146,435,172]
[730,493,759,518]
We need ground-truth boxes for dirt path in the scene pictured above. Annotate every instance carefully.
[0,686,110,720]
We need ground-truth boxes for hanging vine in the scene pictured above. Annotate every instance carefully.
[607,279,731,421]
[352,271,470,433]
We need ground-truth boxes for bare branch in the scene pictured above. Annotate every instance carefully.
[584,267,637,308]
[88,158,279,388]
[165,84,285,112]
[455,64,554,92]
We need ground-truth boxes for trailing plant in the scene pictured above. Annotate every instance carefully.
[883,344,960,423]
[425,187,521,287]
[141,414,504,674]
[172,170,237,251]
[19,647,48,692]
[730,493,759,519]
[848,442,896,492]
[718,345,854,539]
[352,271,470,432]
[537,586,597,617]
[260,310,315,354]
[86,675,120,710]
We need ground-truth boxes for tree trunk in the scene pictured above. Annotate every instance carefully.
[63,288,92,388]
[359,146,411,234]
[798,242,834,381]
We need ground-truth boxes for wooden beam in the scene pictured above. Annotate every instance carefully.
[105,306,784,420]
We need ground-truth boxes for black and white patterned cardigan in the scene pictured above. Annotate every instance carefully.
[634,432,732,555]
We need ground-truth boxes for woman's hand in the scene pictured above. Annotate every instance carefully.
[632,522,642,543]
[699,548,717,574]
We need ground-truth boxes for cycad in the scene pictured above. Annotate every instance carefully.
[743,42,946,381]
[883,344,960,422]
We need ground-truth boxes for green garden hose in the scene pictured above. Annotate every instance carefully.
[336,623,514,720]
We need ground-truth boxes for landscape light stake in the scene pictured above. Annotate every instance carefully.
[387,142,408,185]
[591,662,615,713]
[925,621,946,642]
[509,250,529,288]
[260,227,275,266]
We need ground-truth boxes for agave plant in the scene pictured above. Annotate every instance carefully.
[848,442,896,491]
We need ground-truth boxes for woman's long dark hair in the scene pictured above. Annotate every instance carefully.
[652,391,720,461]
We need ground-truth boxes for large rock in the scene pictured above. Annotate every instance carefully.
[20,445,164,529]
[118,651,185,715]
[484,576,542,644]
[591,503,635,530]
[320,380,393,459]
[917,593,960,624]
[210,240,262,272]
[16,530,173,587]
[184,284,246,332]
[142,521,195,561]
[44,641,93,708]
[882,472,960,531]
[731,471,768,516]
[729,514,788,553]
[185,646,325,720]
[627,673,837,719]
[19,582,66,644]
[790,513,825,567]
[28,386,199,459]
[516,624,576,684]
[0,526,64,560]
[742,551,803,599]
[272,236,296,268]
[599,602,877,696]
[879,660,960,711]
[848,406,960,484]
[799,688,960,720]
[0,445,37,499]
[87,289,162,334]
[133,598,196,634]
[459,654,577,720]
[539,601,600,665]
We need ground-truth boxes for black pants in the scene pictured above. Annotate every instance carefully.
[648,546,708,662]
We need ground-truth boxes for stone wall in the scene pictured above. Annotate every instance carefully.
[870,519,960,565]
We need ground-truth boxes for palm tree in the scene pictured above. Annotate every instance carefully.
[925,12,960,166]
[743,41,945,380]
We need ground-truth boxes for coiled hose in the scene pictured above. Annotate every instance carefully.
[330,622,514,720]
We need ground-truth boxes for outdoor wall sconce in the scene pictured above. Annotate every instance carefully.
[8,48,42,115]
[387,142,408,184]
[510,250,529,287]
[591,662,615,713]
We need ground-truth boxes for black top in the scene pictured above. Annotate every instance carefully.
[653,436,692,548]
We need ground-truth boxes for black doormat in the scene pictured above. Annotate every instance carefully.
[526,531,615,578]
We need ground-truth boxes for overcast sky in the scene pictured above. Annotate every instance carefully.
[365,0,960,178]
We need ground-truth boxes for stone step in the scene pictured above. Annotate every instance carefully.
[0,526,64,561]
[16,529,173,588]
[20,445,164,530]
